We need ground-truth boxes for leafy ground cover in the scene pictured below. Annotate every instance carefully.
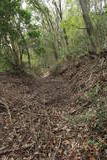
[0,56,107,160]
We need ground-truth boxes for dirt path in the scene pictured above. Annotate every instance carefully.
[0,57,107,160]
[0,73,76,160]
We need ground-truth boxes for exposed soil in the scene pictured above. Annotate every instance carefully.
[0,56,107,160]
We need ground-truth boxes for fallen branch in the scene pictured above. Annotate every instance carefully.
[69,101,92,116]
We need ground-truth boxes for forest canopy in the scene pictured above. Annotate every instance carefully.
[0,0,107,72]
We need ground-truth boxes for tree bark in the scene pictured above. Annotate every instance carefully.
[79,0,97,53]
[53,0,69,46]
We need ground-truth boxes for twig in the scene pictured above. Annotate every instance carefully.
[51,136,62,160]
[0,143,35,156]
[69,101,92,116]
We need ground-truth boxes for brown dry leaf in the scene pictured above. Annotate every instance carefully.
[89,156,96,160]
[63,140,70,145]
[0,58,107,159]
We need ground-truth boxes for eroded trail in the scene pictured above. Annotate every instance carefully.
[0,73,76,160]
[0,57,107,160]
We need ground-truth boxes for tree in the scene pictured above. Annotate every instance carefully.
[0,0,32,71]
[79,0,97,53]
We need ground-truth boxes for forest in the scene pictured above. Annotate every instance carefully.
[0,0,107,159]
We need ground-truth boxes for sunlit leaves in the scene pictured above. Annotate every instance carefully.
[19,9,31,24]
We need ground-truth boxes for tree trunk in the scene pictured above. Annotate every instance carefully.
[19,30,31,68]
[53,0,69,47]
[79,0,97,53]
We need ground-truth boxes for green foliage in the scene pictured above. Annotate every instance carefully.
[65,108,96,126]
[93,104,107,132]
[0,0,107,73]
[19,9,31,24]
[86,84,101,101]
[28,25,41,38]
[0,51,12,71]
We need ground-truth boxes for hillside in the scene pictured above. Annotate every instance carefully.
[0,56,107,160]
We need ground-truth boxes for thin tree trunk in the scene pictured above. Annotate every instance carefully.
[19,30,31,67]
[53,0,69,47]
[79,0,97,53]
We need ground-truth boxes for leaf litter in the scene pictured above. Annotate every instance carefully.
[0,56,107,159]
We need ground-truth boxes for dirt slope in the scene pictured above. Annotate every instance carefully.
[0,56,107,160]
